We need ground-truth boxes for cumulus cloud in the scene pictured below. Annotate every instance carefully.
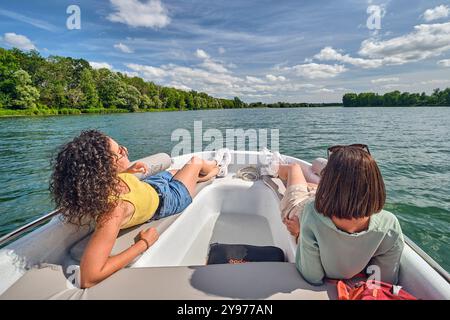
[126,62,239,88]
[359,22,450,65]
[380,83,409,90]
[423,5,449,22]
[313,88,334,93]
[1,32,36,50]
[126,63,166,77]
[371,77,399,84]
[107,0,170,28]
[125,61,325,100]
[437,59,450,67]
[245,76,265,84]
[195,49,210,59]
[266,74,286,82]
[195,49,229,73]
[168,82,192,91]
[313,21,450,71]
[200,60,229,73]
[291,63,347,79]
[89,61,113,70]
[420,79,450,85]
[314,46,382,69]
[114,42,134,53]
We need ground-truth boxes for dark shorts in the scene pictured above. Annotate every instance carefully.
[143,171,192,220]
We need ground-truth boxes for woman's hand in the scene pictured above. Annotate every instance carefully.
[139,227,159,249]
[125,161,149,175]
[283,215,300,240]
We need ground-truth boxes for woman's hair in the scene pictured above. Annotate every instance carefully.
[315,147,386,219]
[49,130,120,226]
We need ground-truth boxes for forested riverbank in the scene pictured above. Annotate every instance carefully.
[2,48,448,118]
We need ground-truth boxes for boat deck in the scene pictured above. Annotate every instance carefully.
[1,151,449,300]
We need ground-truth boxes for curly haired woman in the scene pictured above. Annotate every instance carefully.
[50,130,230,288]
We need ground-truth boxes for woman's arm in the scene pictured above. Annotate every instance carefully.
[368,228,404,284]
[121,161,149,175]
[283,216,300,242]
[80,204,158,288]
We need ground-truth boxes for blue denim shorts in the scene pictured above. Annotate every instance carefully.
[143,171,192,220]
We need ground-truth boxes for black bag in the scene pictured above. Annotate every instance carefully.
[207,243,285,265]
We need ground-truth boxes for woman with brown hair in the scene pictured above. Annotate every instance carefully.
[50,130,230,288]
[263,145,404,285]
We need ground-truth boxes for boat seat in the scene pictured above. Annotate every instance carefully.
[69,178,214,263]
[0,262,337,300]
[0,264,85,300]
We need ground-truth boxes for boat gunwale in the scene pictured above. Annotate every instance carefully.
[0,151,448,285]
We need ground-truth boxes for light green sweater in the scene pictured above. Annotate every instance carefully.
[296,199,404,285]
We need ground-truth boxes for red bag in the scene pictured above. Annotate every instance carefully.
[337,279,418,300]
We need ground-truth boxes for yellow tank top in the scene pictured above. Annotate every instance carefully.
[117,173,160,229]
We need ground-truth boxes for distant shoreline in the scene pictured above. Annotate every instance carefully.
[2,104,449,118]
[0,105,343,118]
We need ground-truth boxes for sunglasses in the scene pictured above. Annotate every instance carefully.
[327,144,370,159]
[115,145,128,160]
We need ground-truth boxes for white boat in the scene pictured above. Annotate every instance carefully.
[0,151,449,300]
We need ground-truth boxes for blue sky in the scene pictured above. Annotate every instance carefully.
[1,0,450,102]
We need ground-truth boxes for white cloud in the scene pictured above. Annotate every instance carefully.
[380,83,409,89]
[218,47,226,54]
[114,42,134,53]
[126,63,167,77]
[423,5,449,22]
[266,74,286,82]
[195,49,210,59]
[89,61,113,70]
[119,70,139,77]
[200,60,229,73]
[359,22,450,65]
[437,59,450,67]
[246,76,265,84]
[1,32,36,50]
[0,9,58,32]
[314,46,382,69]
[313,22,450,71]
[371,77,399,84]
[126,62,239,88]
[420,79,450,85]
[125,60,326,101]
[313,88,334,93]
[291,63,347,79]
[107,0,170,28]
[195,49,229,73]
[169,82,192,91]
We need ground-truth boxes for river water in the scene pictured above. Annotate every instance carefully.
[0,107,448,271]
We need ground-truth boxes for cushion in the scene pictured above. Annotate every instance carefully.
[207,243,285,265]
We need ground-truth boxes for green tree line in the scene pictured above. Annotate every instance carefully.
[343,89,450,107]
[0,48,247,116]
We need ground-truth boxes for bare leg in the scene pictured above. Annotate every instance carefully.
[277,163,308,187]
[173,156,219,197]
[199,159,219,176]
[197,170,217,182]
[278,163,307,243]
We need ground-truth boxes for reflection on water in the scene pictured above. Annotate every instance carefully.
[0,107,449,271]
